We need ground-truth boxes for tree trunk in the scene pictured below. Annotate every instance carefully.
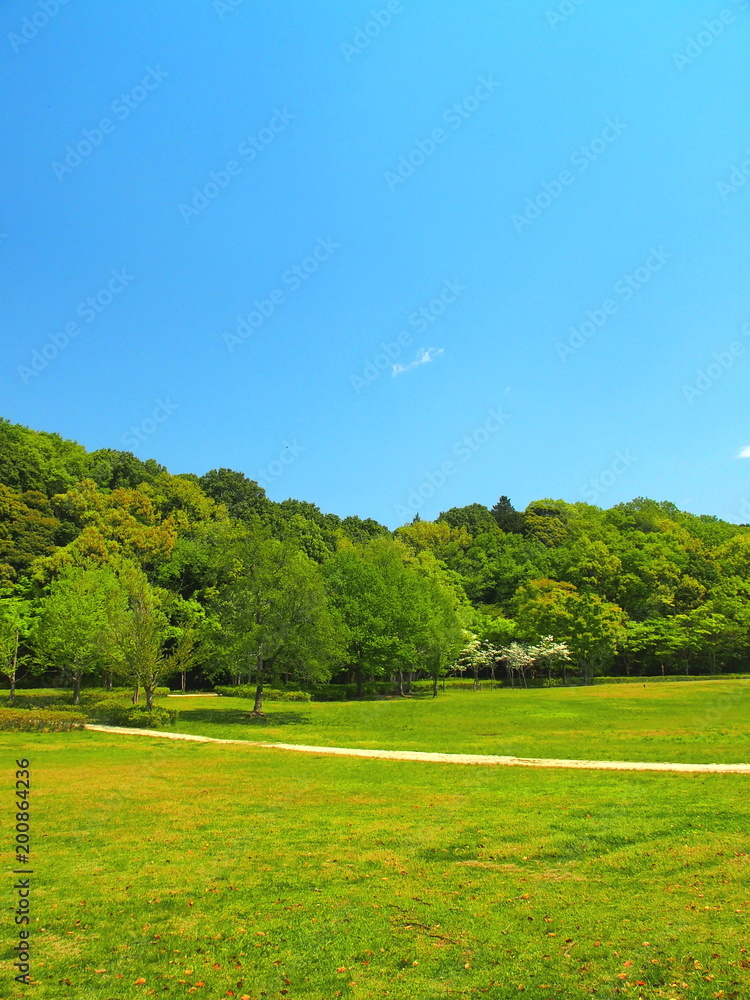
[73,671,82,705]
[562,664,567,686]
[9,630,19,706]
[145,685,154,711]
[252,651,265,715]
[356,667,364,700]
[406,670,413,695]
[398,668,405,697]
[181,670,186,693]
[132,683,140,705]
[548,667,552,687]
[432,674,438,697]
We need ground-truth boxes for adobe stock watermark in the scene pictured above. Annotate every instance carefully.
[692,682,745,731]
[716,147,750,201]
[121,398,179,451]
[179,108,295,223]
[556,246,671,362]
[52,67,169,181]
[351,279,465,392]
[511,117,627,233]
[222,238,340,353]
[682,323,750,403]
[393,407,510,521]
[673,8,742,70]
[546,0,590,30]
[18,269,135,384]
[213,0,250,20]
[8,0,70,54]
[340,1,409,61]
[384,76,500,192]
[256,440,305,491]
[581,450,636,504]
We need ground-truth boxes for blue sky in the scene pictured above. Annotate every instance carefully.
[2,0,750,528]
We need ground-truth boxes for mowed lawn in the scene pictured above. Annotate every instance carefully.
[169,680,750,765]
[2,716,749,1000]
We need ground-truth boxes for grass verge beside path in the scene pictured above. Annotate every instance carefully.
[2,728,749,1000]
[168,681,750,765]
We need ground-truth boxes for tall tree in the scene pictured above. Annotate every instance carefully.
[210,534,343,714]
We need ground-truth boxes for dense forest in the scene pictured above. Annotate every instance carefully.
[1,417,749,708]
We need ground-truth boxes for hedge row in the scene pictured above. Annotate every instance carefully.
[0,708,87,732]
[215,686,311,702]
[7,688,172,710]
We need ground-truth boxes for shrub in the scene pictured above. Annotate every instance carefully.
[87,700,180,729]
[0,708,86,732]
[215,685,311,702]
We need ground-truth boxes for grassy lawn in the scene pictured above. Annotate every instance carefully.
[166,680,750,765]
[1,726,749,1000]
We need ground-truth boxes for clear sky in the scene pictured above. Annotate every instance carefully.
[2,0,750,528]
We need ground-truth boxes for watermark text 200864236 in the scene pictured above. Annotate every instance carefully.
[13,758,33,985]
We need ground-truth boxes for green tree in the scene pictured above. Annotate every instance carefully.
[210,534,343,714]
[0,597,33,704]
[34,563,123,703]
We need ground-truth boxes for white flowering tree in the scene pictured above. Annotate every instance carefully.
[527,635,571,686]
[499,642,535,689]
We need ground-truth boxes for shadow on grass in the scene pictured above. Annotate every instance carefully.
[178,707,312,729]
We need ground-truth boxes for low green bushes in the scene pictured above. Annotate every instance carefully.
[87,700,180,729]
[215,685,311,702]
[0,708,87,732]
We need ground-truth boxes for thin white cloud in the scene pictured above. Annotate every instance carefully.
[392,346,444,377]
[737,446,750,458]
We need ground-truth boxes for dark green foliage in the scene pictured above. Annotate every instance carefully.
[437,503,500,536]
[490,495,525,534]
[87,449,166,490]
[198,467,271,523]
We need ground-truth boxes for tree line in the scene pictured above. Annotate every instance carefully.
[1,418,749,709]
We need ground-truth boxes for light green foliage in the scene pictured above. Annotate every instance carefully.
[33,562,124,702]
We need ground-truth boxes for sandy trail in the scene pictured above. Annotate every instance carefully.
[84,725,750,774]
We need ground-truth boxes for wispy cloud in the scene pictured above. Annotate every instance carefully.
[392,346,444,376]
[737,445,750,458]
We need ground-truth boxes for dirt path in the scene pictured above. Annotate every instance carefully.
[84,725,750,774]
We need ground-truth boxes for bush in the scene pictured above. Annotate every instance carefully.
[215,685,311,702]
[87,700,180,729]
[0,708,86,732]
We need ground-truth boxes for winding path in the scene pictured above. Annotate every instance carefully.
[84,725,750,774]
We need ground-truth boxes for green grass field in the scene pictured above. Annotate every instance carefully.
[2,682,749,999]
[170,680,750,764]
